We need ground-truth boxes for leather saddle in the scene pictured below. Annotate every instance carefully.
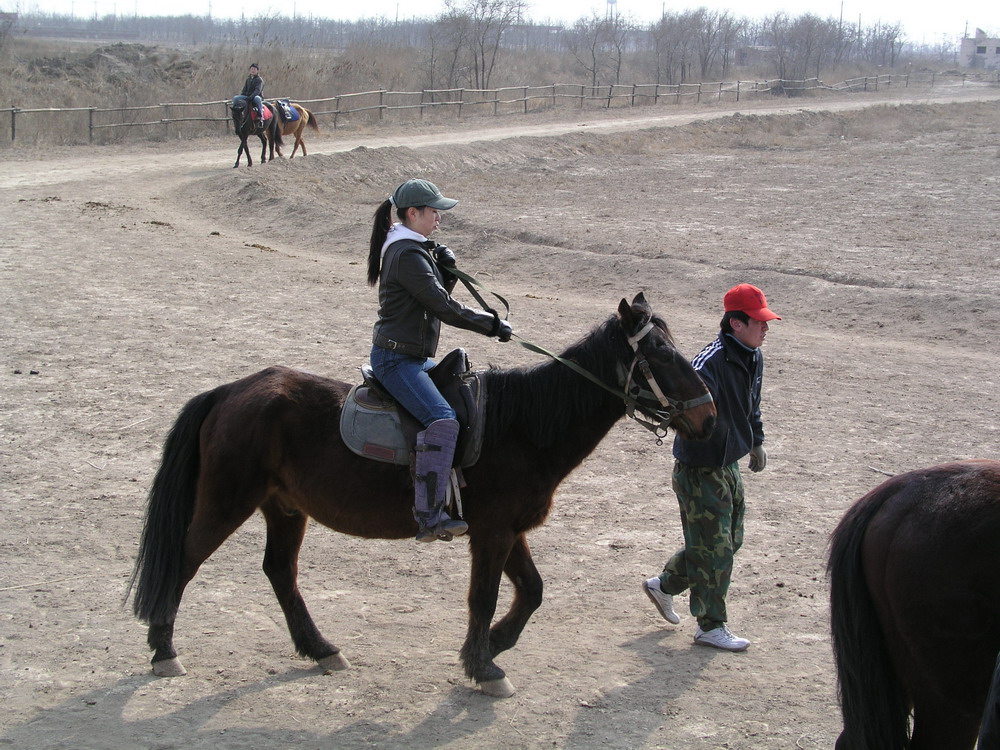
[339,348,486,467]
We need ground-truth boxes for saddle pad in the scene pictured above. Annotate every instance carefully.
[339,374,487,467]
[276,99,299,122]
[340,384,411,464]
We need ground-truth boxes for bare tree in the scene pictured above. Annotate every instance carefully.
[564,13,609,87]
[443,0,525,89]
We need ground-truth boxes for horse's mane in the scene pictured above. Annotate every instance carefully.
[481,313,673,448]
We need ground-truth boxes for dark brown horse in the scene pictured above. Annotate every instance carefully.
[230,97,282,168]
[828,460,1000,749]
[128,294,716,697]
[268,101,319,158]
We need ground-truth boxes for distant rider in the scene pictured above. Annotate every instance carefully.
[239,63,265,131]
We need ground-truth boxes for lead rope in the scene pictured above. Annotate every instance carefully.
[442,261,712,438]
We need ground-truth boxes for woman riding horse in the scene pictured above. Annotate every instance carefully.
[367,179,513,543]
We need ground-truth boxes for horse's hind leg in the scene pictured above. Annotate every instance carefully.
[259,500,349,671]
[488,534,542,659]
[148,501,257,675]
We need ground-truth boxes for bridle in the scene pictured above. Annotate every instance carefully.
[619,321,714,441]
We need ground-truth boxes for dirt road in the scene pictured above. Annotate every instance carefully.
[2,85,999,749]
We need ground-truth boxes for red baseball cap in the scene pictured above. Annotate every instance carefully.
[723,283,781,321]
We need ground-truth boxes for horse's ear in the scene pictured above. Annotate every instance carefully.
[617,297,633,326]
[618,294,652,330]
[630,292,652,324]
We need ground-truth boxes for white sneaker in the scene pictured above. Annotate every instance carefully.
[694,625,750,652]
[642,576,680,624]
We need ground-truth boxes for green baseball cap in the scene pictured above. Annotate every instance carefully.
[391,179,458,210]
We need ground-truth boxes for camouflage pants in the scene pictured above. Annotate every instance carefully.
[656,460,745,630]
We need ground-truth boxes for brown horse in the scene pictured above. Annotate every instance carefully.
[230,97,282,168]
[828,460,1000,749]
[268,101,319,158]
[127,294,716,697]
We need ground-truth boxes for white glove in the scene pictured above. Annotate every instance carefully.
[748,445,767,473]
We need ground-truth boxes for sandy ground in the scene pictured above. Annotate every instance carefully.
[3,85,1000,749]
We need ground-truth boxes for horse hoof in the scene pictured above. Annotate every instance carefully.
[152,657,187,677]
[318,652,350,672]
[478,676,515,698]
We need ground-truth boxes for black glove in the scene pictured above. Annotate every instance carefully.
[433,245,456,268]
[497,320,513,342]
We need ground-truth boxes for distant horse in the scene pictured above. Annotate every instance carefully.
[230,97,282,168]
[828,460,1000,749]
[127,294,716,697]
[268,101,319,158]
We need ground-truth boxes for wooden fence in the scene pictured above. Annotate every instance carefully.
[4,72,998,145]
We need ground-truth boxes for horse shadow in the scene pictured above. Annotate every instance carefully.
[1,632,710,749]
[0,667,498,749]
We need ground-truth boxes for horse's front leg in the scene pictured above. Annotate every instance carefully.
[488,534,543,659]
[260,501,349,672]
[234,137,251,168]
[461,531,517,697]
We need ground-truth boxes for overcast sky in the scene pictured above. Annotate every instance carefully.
[17,0,997,45]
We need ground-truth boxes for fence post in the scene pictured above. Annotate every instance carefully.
[10,105,15,142]
[223,102,231,134]
[631,84,637,106]
[579,84,584,108]
[89,108,94,144]
[736,80,741,102]
[458,89,464,118]
[333,96,340,129]
[718,81,723,101]
[523,86,528,115]
[378,90,384,121]
[550,83,556,109]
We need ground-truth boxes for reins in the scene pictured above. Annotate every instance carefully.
[445,263,712,442]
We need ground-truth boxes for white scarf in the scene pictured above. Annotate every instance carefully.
[381,223,427,259]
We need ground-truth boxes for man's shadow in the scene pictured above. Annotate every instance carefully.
[560,627,720,748]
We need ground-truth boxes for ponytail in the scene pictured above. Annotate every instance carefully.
[367,199,394,286]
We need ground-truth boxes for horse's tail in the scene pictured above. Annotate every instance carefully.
[305,108,319,131]
[827,479,911,750]
[126,387,219,625]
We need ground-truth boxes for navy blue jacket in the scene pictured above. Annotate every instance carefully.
[672,332,765,468]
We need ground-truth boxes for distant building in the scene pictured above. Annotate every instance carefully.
[961,28,1000,69]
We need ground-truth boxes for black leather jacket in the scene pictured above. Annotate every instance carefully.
[240,74,264,100]
[371,239,496,358]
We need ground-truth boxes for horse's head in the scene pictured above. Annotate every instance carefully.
[230,97,249,130]
[616,292,716,441]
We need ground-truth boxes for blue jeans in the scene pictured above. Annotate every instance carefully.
[370,346,455,427]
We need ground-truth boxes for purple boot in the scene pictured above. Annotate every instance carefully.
[413,418,468,542]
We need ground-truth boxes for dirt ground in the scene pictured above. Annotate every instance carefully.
[3,85,1000,750]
